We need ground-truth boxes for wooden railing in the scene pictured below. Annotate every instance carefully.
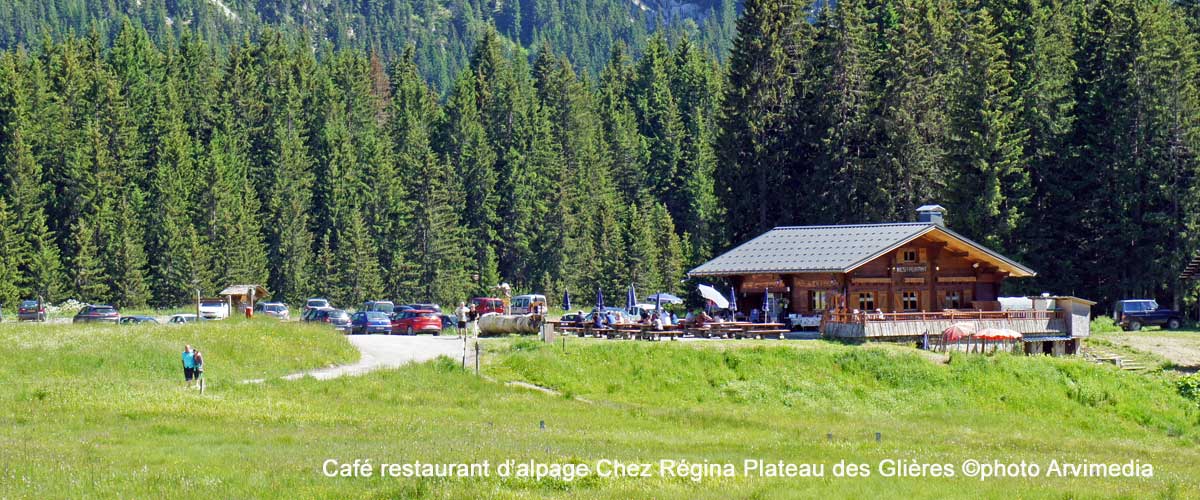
[826,309,1064,325]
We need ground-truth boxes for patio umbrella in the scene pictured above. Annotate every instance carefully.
[729,286,738,312]
[562,290,571,311]
[762,290,770,321]
[626,284,637,311]
[645,293,684,304]
[941,322,976,342]
[976,328,1022,341]
[596,288,605,311]
[698,284,730,309]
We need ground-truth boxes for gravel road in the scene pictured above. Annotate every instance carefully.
[281,334,472,381]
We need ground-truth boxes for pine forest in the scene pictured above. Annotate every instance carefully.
[0,0,1199,312]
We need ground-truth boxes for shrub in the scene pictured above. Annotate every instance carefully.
[1179,373,1200,408]
[1090,316,1122,333]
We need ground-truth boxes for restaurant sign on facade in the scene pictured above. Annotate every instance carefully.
[894,264,928,273]
[742,274,787,291]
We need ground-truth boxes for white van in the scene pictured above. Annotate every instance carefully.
[510,294,547,315]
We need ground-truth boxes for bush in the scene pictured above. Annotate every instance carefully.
[1179,373,1200,408]
[1091,316,1122,333]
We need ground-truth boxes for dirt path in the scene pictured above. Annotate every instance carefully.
[244,335,473,383]
[1106,334,1200,369]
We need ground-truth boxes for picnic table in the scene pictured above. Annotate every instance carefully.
[691,322,789,339]
[552,319,784,341]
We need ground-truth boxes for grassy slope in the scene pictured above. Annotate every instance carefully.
[1,325,1197,498]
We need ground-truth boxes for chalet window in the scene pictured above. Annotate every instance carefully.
[902,249,918,262]
[809,290,828,311]
[901,291,919,312]
[857,292,875,311]
[943,290,962,309]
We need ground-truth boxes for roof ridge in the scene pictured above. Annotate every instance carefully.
[771,222,931,230]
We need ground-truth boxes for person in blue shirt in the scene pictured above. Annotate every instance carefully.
[592,311,605,328]
[182,345,196,388]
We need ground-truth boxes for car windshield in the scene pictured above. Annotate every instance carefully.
[92,307,116,314]
[366,312,389,321]
[200,300,224,306]
[264,304,285,312]
[329,310,349,320]
[21,300,38,308]
[308,299,327,306]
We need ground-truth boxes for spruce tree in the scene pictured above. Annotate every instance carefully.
[267,81,317,303]
[944,6,1029,249]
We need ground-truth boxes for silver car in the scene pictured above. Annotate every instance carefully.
[255,302,290,320]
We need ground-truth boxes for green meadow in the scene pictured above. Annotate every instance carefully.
[1,321,1198,498]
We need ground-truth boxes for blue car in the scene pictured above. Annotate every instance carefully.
[350,311,393,335]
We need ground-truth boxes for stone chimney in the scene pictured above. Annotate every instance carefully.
[916,204,946,227]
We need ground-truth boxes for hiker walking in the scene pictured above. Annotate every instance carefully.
[193,349,205,393]
[181,345,196,388]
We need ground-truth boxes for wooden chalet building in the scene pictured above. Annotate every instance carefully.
[690,206,1092,353]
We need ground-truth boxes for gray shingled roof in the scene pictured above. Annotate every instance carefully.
[688,223,1035,277]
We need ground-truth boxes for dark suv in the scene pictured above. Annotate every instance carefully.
[73,305,120,324]
[1115,299,1183,331]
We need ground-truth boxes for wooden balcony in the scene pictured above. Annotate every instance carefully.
[823,310,1067,340]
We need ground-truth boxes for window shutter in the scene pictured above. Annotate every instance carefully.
[918,248,927,263]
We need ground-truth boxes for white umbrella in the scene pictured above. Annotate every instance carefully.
[698,284,730,309]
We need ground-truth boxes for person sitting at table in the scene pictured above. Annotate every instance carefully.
[669,311,678,325]
[593,311,606,328]
[652,313,664,330]
[695,310,715,326]
[749,308,760,323]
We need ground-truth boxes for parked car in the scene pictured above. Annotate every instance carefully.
[363,300,396,314]
[168,314,199,324]
[73,305,120,324]
[324,309,353,333]
[301,307,325,322]
[350,311,393,334]
[391,309,443,335]
[583,309,636,326]
[119,315,159,325]
[471,297,506,315]
[17,299,47,321]
[511,294,547,315]
[302,307,353,331]
[560,313,585,326]
[199,297,229,320]
[1114,299,1183,331]
[254,302,290,320]
[304,298,330,311]
[440,313,458,329]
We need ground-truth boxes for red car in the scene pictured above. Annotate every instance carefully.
[470,297,505,315]
[391,309,442,335]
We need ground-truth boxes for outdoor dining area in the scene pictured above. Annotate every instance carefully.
[548,284,793,341]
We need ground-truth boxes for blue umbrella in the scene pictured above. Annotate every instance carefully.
[627,284,637,311]
[562,290,571,311]
[596,288,605,311]
[762,290,770,322]
[729,286,738,312]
